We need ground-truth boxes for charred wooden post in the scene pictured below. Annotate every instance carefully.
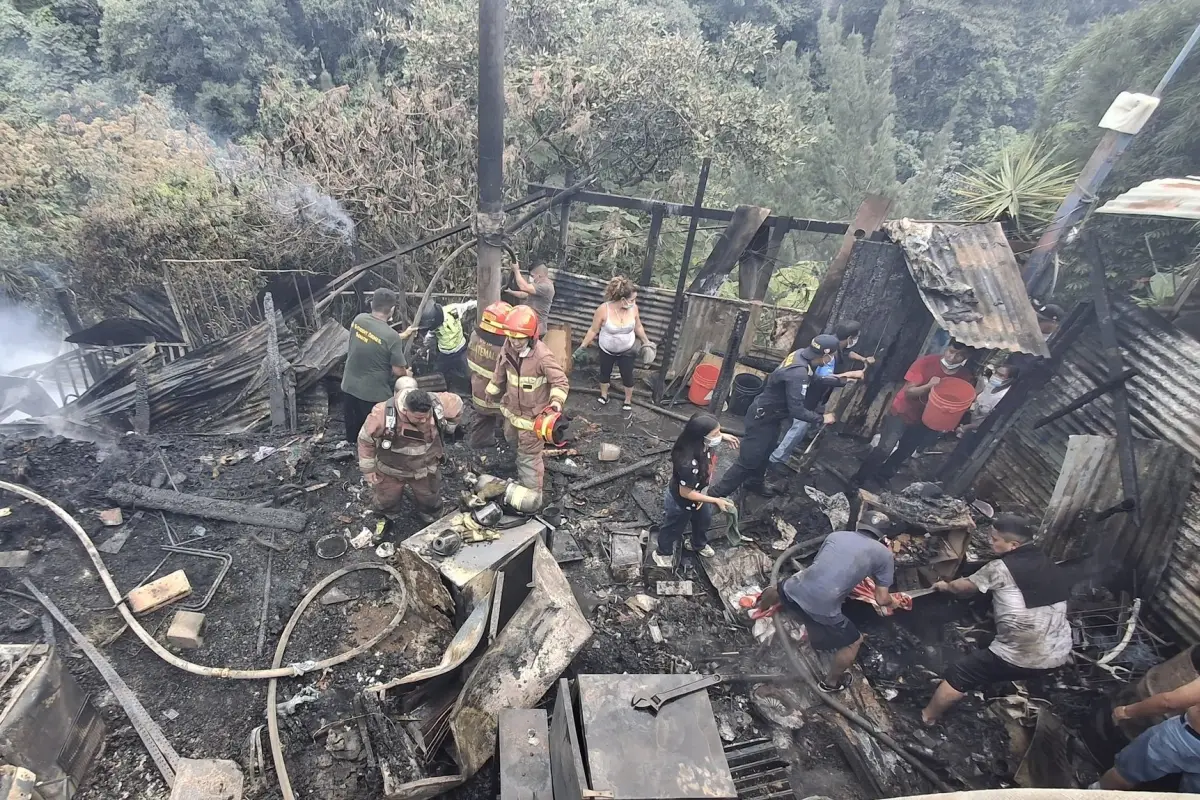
[264,293,288,431]
[1033,367,1139,429]
[106,483,309,532]
[134,364,150,435]
[639,204,665,287]
[1087,232,1142,525]
[476,0,506,308]
[708,309,750,415]
[740,216,792,301]
[556,170,573,268]
[654,157,711,401]
[687,205,771,296]
[54,287,104,382]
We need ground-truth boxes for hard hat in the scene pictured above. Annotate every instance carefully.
[480,301,512,335]
[810,334,841,355]
[394,376,418,393]
[532,407,568,446]
[418,304,444,331]
[857,510,894,538]
[504,305,539,339]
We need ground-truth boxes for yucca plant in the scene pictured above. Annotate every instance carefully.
[953,139,1078,236]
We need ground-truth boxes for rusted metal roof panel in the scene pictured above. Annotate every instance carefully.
[884,220,1050,357]
[976,302,1200,643]
[1096,177,1200,221]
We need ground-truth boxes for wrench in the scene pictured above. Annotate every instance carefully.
[631,675,721,714]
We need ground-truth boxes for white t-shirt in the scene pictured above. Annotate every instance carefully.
[968,559,1072,670]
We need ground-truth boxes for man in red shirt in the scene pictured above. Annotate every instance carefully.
[854,340,973,485]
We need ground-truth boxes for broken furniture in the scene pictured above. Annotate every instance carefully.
[552,674,737,800]
[401,512,548,588]
[859,488,973,591]
[0,644,105,800]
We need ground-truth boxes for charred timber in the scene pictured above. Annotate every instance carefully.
[106,483,309,532]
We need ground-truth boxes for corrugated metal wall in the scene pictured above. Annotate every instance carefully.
[977,303,1200,643]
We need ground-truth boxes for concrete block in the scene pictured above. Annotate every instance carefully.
[166,610,206,649]
[609,533,642,584]
[169,758,244,800]
[127,569,192,614]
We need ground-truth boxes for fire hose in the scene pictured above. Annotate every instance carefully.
[0,480,409,681]
[770,544,953,793]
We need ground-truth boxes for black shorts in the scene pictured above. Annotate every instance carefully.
[598,347,636,387]
[781,592,860,652]
[944,648,1053,693]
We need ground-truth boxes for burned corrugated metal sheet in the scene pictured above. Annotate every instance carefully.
[1096,177,1200,221]
[884,220,1049,357]
[65,317,178,347]
[119,287,186,343]
[977,302,1200,643]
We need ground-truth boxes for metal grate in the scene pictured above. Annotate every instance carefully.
[57,694,105,789]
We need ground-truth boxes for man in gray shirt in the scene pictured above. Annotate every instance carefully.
[510,261,555,336]
[761,511,900,692]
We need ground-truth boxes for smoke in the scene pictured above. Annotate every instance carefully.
[275,183,357,245]
[0,303,63,374]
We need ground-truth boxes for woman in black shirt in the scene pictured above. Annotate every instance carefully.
[656,412,739,559]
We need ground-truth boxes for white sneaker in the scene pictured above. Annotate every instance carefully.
[697,544,715,558]
[651,552,674,568]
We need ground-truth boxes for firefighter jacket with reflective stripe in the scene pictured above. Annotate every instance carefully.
[485,340,569,430]
[434,301,473,354]
[358,391,462,479]
[468,328,506,411]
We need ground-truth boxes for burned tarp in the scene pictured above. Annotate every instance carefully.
[885,220,1049,357]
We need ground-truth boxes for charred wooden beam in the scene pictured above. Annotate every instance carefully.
[708,309,750,415]
[106,483,309,532]
[639,204,665,287]
[688,206,771,296]
[1033,367,1139,429]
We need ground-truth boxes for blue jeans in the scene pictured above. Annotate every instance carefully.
[1115,716,1200,792]
[770,420,810,464]
[657,489,714,554]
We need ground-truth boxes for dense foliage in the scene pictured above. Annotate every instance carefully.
[0,0,1195,319]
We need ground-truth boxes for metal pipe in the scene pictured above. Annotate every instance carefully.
[476,0,506,308]
[655,157,711,400]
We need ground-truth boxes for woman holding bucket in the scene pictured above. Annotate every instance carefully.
[574,276,652,415]
[854,340,977,487]
[653,412,739,562]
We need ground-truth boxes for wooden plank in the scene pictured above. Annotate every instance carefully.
[639,205,665,287]
[500,709,553,800]
[687,205,772,295]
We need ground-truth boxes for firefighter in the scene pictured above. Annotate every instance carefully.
[485,305,569,508]
[466,301,512,449]
[358,376,464,523]
[400,301,475,394]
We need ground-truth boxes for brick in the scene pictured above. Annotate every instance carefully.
[166,611,206,649]
[127,570,192,614]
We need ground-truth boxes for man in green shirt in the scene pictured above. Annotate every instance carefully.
[341,289,408,443]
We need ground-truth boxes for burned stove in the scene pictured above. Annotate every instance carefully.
[0,645,105,800]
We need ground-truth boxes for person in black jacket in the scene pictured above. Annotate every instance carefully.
[710,334,839,497]
[654,412,739,561]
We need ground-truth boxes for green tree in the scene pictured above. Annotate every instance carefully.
[0,0,103,120]
[99,0,300,134]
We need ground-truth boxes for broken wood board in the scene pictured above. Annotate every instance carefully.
[609,533,642,584]
[550,529,585,564]
[106,483,308,532]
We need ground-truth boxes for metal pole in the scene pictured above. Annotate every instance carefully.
[654,158,711,400]
[1024,21,1200,294]
[476,0,506,309]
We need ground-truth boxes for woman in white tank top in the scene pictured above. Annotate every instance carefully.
[576,276,652,413]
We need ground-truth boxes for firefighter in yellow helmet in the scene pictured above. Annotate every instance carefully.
[466,301,512,449]
[485,305,569,507]
[358,375,464,523]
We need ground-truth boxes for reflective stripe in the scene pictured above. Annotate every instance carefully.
[473,395,502,411]
[468,359,495,378]
[501,406,534,430]
[360,459,377,472]
[391,441,434,457]
[485,382,502,396]
[549,387,568,403]
[507,368,546,391]
[376,462,438,480]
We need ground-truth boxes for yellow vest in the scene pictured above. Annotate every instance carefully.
[436,309,467,353]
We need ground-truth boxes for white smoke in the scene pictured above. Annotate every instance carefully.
[0,303,63,374]
[276,183,357,245]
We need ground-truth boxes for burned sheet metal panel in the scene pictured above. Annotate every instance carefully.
[823,238,931,437]
[498,709,553,800]
[547,269,678,367]
[1096,177,1200,221]
[1038,435,1192,599]
[402,516,547,588]
[884,220,1049,357]
[576,673,736,800]
[976,302,1200,643]
[448,539,592,776]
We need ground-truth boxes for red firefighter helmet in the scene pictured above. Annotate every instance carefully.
[504,305,540,339]
[480,301,512,335]
[532,407,568,446]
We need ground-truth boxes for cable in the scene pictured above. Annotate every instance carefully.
[267,563,409,800]
[769,544,953,793]
[0,480,408,680]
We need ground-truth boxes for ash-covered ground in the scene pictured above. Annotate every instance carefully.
[0,382,1127,799]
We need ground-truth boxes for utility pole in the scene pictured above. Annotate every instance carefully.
[1024,22,1200,296]
[476,0,506,308]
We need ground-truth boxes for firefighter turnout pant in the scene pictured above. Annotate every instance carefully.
[370,472,442,516]
[504,420,545,493]
[467,407,503,449]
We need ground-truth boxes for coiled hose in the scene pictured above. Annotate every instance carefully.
[771,543,952,792]
[0,480,409,680]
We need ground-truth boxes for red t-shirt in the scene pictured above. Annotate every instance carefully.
[890,354,965,424]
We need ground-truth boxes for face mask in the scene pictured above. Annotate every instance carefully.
[988,376,1006,389]
[940,357,963,371]
[847,337,859,348]
[623,301,636,310]
[704,434,722,448]
[519,344,533,357]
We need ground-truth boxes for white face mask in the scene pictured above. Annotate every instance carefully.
[519,344,533,357]
[940,357,963,371]
[847,337,859,348]
[623,301,636,310]
[704,433,722,448]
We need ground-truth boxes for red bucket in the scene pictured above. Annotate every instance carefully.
[922,376,976,432]
[688,363,720,406]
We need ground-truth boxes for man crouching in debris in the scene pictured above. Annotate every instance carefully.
[358,376,464,523]
[921,514,1071,724]
[757,511,902,692]
[1099,654,1200,792]
[485,305,568,509]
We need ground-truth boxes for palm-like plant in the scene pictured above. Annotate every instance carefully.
[953,139,1078,236]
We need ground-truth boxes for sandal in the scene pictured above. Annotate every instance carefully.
[596,395,609,405]
[622,403,634,415]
